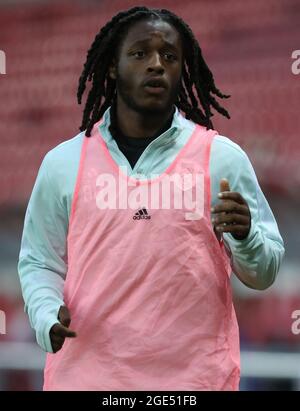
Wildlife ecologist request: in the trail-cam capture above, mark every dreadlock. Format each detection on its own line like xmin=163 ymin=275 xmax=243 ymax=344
xmin=77 ymin=6 xmax=231 ymax=137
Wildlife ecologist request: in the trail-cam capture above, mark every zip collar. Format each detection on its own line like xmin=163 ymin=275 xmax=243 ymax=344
xmin=99 ymin=105 xmax=182 ymax=147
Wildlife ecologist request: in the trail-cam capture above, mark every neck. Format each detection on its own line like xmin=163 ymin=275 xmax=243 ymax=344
xmin=114 ymin=97 xmax=175 ymax=139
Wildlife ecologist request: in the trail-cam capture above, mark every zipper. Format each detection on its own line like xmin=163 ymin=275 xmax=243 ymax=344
xmin=132 ymin=128 xmax=177 ymax=175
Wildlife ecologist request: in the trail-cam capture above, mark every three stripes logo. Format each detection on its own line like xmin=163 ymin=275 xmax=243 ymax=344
xmin=133 ymin=207 xmax=151 ymax=220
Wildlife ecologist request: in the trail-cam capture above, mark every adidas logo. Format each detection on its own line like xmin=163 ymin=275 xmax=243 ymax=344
xmin=133 ymin=207 xmax=151 ymax=220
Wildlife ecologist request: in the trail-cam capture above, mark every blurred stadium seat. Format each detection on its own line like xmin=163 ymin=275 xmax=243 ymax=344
xmin=0 ymin=0 xmax=299 ymax=207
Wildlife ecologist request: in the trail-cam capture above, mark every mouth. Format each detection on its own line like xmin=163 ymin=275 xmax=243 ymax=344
xmin=144 ymin=85 xmax=166 ymax=95
xmin=143 ymin=77 xmax=168 ymax=95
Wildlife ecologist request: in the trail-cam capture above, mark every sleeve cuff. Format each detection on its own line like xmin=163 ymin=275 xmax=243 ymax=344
xmin=36 ymin=304 xmax=62 ymax=353
xmin=223 ymin=220 xmax=263 ymax=252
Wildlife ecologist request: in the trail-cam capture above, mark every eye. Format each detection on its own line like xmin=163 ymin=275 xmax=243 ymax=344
xmin=133 ymin=51 xmax=145 ymax=58
xmin=164 ymin=53 xmax=177 ymax=61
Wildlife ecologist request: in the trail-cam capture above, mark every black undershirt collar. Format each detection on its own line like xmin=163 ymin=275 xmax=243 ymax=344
xmin=108 ymin=102 xmax=175 ymax=168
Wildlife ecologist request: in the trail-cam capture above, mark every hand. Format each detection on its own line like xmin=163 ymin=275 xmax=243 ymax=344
xmin=211 ymin=178 xmax=251 ymax=240
xmin=50 ymin=305 xmax=77 ymax=353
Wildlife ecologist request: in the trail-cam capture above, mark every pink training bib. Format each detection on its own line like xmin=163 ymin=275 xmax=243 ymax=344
xmin=43 ymin=120 xmax=240 ymax=391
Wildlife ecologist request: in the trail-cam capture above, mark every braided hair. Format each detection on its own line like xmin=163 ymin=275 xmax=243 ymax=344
xmin=77 ymin=6 xmax=230 ymax=137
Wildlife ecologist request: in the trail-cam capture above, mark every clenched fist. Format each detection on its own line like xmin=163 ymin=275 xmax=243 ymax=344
xmin=211 ymin=178 xmax=251 ymax=240
xmin=50 ymin=305 xmax=77 ymax=353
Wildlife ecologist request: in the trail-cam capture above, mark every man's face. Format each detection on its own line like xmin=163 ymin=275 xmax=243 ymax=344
xmin=109 ymin=18 xmax=183 ymax=115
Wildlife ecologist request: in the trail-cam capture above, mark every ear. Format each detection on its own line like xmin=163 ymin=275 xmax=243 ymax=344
xmin=108 ymin=58 xmax=117 ymax=80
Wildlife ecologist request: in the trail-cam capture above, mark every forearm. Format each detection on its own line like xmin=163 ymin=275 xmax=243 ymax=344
xmin=210 ymin=135 xmax=285 ymax=290
xmin=223 ymin=224 xmax=285 ymax=290
xmin=18 ymin=257 xmax=64 ymax=352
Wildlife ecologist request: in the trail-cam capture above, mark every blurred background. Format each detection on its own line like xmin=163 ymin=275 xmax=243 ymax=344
xmin=0 ymin=0 xmax=299 ymax=391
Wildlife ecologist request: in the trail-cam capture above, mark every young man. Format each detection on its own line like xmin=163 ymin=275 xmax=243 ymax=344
xmin=18 ymin=6 xmax=284 ymax=390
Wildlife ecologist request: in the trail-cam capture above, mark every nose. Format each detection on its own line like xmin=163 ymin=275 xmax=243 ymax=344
xmin=147 ymin=52 xmax=164 ymax=74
